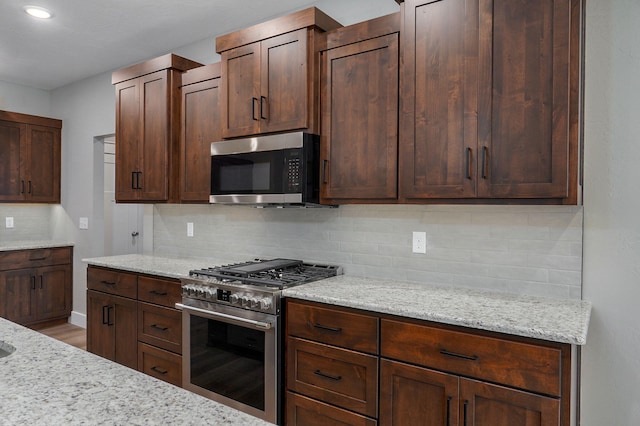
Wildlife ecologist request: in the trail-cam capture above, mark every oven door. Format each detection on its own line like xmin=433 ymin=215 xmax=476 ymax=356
xmin=177 ymin=301 xmax=280 ymax=424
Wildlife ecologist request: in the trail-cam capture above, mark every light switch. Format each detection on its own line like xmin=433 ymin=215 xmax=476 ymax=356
xmin=5 ymin=217 xmax=14 ymax=228
xmin=79 ymin=217 xmax=89 ymax=230
xmin=187 ymin=222 xmax=194 ymax=237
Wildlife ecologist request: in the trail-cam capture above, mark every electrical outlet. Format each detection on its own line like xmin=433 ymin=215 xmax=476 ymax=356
xmin=412 ymin=231 xmax=426 ymax=254
xmin=187 ymin=222 xmax=194 ymax=237
xmin=79 ymin=217 xmax=89 ymax=230
xmin=5 ymin=217 xmax=14 ymax=228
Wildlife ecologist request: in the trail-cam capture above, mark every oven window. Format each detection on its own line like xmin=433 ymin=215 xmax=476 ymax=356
xmin=189 ymin=315 xmax=265 ymax=410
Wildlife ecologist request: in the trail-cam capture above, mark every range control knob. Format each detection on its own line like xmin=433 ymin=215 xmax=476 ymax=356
xmin=258 ymin=298 xmax=272 ymax=310
xmin=249 ymin=298 xmax=259 ymax=308
xmin=240 ymin=296 xmax=250 ymax=307
xmin=229 ymin=294 xmax=239 ymax=304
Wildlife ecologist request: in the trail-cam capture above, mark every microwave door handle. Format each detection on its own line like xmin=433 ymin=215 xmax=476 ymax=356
xmin=175 ymin=303 xmax=273 ymax=331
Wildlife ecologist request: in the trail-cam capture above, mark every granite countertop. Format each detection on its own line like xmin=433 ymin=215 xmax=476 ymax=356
xmin=83 ymin=254 xmax=591 ymax=346
xmin=283 ymin=276 xmax=592 ymax=345
xmin=0 ymin=240 xmax=74 ymax=251
xmin=83 ymin=254 xmax=233 ymax=279
xmin=0 ymin=317 xmax=272 ymax=426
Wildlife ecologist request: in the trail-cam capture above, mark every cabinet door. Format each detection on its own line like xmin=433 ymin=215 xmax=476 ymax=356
xmin=321 ymin=33 xmax=399 ymax=202
xmin=379 ymin=359 xmax=459 ymax=426
xmin=221 ymin=43 xmax=261 ymax=138
xmin=477 ymin=0 xmax=570 ymax=198
xmin=400 ymin=0 xmax=479 ymax=199
xmin=460 ymin=378 xmax=560 ymax=426
xmin=26 ymin=125 xmax=61 ymax=202
xmin=181 ymin=76 xmax=222 ymax=202
xmin=0 ymin=120 xmax=26 ymax=201
xmin=139 ymin=70 xmax=170 ymax=201
xmin=36 ymin=265 xmax=71 ymax=321
xmin=2 ymin=269 xmax=36 ymax=324
xmin=260 ymin=29 xmax=308 ymax=134
xmin=115 ymin=78 xmax=141 ymax=202
xmin=86 ymin=290 xmax=137 ymax=369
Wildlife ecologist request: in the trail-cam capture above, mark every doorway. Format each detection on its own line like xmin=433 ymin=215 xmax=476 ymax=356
xmin=100 ymin=135 xmax=144 ymax=256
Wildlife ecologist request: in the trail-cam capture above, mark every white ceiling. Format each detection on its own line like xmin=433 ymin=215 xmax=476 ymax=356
xmin=0 ymin=0 xmax=399 ymax=91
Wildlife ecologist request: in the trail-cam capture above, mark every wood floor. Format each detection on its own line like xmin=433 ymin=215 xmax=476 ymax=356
xmin=38 ymin=323 xmax=87 ymax=350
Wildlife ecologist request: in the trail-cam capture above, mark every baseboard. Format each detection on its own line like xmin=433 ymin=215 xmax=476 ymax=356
xmin=69 ymin=311 xmax=87 ymax=329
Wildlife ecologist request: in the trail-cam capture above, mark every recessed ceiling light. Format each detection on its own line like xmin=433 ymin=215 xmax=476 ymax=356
xmin=24 ymin=5 xmax=54 ymax=19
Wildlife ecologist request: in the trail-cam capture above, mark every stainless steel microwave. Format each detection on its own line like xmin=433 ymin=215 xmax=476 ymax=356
xmin=210 ymin=132 xmax=325 ymax=207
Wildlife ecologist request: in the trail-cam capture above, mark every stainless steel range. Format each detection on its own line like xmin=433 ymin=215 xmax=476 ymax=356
xmin=177 ymin=258 xmax=341 ymax=425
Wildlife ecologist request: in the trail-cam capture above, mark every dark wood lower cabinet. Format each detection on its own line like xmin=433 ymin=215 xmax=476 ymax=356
xmin=286 ymin=299 xmax=570 ymax=426
xmin=379 ymin=359 xmax=459 ymax=426
xmin=86 ymin=266 xmax=182 ymax=385
xmin=287 ymin=392 xmax=377 ymax=426
xmin=379 ymin=359 xmax=560 ymax=426
xmin=0 ymin=247 xmax=72 ymax=327
xmin=87 ymin=289 xmax=138 ymax=369
xmin=460 ymin=378 xmax=560 ymax=426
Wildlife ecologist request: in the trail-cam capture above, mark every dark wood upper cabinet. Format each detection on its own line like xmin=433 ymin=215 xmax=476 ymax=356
xmin=0 ymin=111 xmax=61 ymax=203
xmin=319 ymin=13 xmax=400 ymax=204
xmin=112 ymin=54 xmax=202 ymax=203
xmin=180 ymin=63 xmax=222 ymax=203
xmin=216 ymin=7 xmax=342 ymax=139
xmin=399 ymin=0 xmax=580 ymax=204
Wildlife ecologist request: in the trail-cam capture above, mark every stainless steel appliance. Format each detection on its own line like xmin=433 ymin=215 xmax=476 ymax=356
xmin=178 ymin=258 xmax=341 ymax=424
xmin=209 ymin=132 xmax=327 ymax=207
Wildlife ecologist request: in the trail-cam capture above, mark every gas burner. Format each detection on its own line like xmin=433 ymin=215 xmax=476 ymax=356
xmin=189 ymin=258 xmax=341 ymax=290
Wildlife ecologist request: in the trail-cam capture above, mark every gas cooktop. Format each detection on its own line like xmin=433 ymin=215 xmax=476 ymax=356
xmin=188 ymin=258 xmax=342 ymax=289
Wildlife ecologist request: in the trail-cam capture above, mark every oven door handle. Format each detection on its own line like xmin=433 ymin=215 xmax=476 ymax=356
xmin=175 ymin=303 xmax=273 ymax=331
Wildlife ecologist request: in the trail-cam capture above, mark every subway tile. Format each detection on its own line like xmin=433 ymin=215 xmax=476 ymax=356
xmin=527 ymin=254 xmax=582 ymax=271
xmin=488 ymin=265 xmax=549 ymax=282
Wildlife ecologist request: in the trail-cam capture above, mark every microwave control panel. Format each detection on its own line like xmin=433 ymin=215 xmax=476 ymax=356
xmin=285 ymin=153 xmax=302 ymax=192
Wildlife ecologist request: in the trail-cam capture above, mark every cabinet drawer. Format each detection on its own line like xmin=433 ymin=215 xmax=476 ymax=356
xmin=137 ymin=275 xmax=181 ymax=308
xmin=287 ymin=300 xmax=378 ymax=354
xmin=138 ymin=302 xmax=182 ymax=354
xmin=287 ymin=392 xmax=377 ymax=426
xmin=0 ymin=247 xmax=72 ymax=270
xmin=87 ymin=267 xmax=137 ymax=299
xmin=381 ymin=319 xmax=563 ymax=396
xmin=287 ymin=337 xmax=378 ymax=417
xmin=138 ymin=342 xmax=182 ymax=387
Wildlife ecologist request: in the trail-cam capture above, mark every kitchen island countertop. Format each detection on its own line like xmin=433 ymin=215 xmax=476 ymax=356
xmin=0 ymin=317 xmax=272 ymax=426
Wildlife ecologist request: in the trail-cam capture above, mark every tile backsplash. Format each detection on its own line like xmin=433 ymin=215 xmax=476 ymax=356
xmin=154 ymin=204 xmax=583 ymax=300
xmin=0 ymin=205 xmax=54 ymax=241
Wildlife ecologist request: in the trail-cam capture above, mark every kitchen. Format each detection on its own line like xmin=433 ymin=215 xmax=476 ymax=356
xmin=0 ymin=0 xmax=637 ymax=425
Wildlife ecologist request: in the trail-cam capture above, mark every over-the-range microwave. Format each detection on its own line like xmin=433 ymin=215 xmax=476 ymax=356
xmin=210 ymin=132 xmax=331 ymax=207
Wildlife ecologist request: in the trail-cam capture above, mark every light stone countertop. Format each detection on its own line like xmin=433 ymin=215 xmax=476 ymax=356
xmin=283 ymin=276 xmax=592 ymax=345
xmin=0 ymin=317 xmax=273 ymax=426
xmin=83 ymin=254 xmax=234 ymax=279
xmin=0 ymin=240 xmax=74 ymax=251
xmin=83 ymin=254 xmax=591 ymax=346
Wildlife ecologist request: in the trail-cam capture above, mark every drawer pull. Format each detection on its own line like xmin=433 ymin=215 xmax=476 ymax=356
xmin=440 ymin=349 xmax=478 ymax=361
xmin=149 ymin=290 xmax=168 ymax=296
xmin=314 ymin=370 xmax=342 ymax=381
xmin=446 ymin=396 xmax=452 ymax=426
xmin=312 ymin=323 xmax=342 ymax=333
xmin=150 ymin=324 xmax=169 ymax=331
xmin=29 ymin=257 xmax=47 ymax=261
xmin=100 ymin=280 xmax=116 ymax=286
xmin=151 ymin=366 xmax=168 ymax=375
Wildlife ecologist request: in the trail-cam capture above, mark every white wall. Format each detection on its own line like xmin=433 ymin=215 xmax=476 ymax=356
xmin=50 ymin=72 xmax=116 ymax=317
xmin=581 ymin=0 xmax=640 ymax=423
xmin=0 ymin=80 xmax=51 ymax=116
